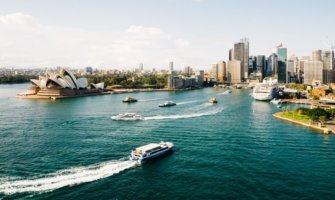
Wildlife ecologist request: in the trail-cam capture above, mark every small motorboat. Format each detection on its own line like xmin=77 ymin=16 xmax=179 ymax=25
xmin=158 ymin=101 xmax=177 ymax=107
xmin=122 ymin=97 xmax=138 ymax=103
xmin=111 ymin=113 xmax=144 ymax=121
xmin=208 ymin=97 xmax=218 ymax=103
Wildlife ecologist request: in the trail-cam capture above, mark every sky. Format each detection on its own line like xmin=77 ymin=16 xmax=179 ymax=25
xmin=0 ymin=0 xmax=335 ymax=70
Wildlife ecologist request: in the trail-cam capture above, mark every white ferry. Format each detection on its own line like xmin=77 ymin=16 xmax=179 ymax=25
xmin=251 ymin=78 xmax=278 ymax=101
xmin=111 ymin=113 xmax=144 ymax=121
xmin=130 ymin=142 xmax=174 ymax=164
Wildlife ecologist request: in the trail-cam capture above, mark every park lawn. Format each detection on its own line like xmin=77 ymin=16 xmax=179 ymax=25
xmin=279 ymin=111 xmax=311 ymax=124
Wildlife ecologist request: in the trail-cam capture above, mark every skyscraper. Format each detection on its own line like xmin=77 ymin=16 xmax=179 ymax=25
xmin=139 ymin=63 xmax=144 ymax=71
xmin=240 ymin=38 xmax=249 ymax=79
xmin=233 ymin=42 xmax=245 ymax=80
xmin=304 ymin=61 xmax=323 ymax=84
xmin=312 ymin=50 xmax=322 ymax=61
xmin=211 ymin=63 xmax=218 ymax=81
xmin=277 ymin=44 xmax=287 ymax=83
xmin=227 ymin=60 xmax=242 ymax=83
xmin=256 ymin=55 xmax=266 ymax=79
xmin=169 ymin=62 xmax=174 ymax=72
xmin=267 ymin=53 xmax=277 ymax=77
xmin=322 ymin=50 xmax=335 ymax=70
xmin=217 ymin=60 xmax=226 ymax=83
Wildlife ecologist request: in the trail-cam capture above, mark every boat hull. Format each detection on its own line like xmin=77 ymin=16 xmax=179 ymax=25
xmin=130 ymin=146 xmax=173 ymax=164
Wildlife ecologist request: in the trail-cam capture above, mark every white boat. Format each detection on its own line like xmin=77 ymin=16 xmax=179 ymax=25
xmin=159 ymin=101 xmax=176 ymax=107
xmin=270 ymin=98 xmax=281 ymax=105
xmin=130 ymin=142 xmax=174 ymax=164
xmin=111 ymin=113 xmax=144 ymax=121
xmin=251 ymin=79 xmax=278 ymax=101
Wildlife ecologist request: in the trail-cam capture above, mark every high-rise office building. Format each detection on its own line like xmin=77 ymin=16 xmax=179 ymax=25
xmin=139 ymin=63 xmax=144 ymax=71
xmin=240 ymin=38 xmax=249 ymax=79
xmin=312 ymin=50 xmax=322 ymax=61
xmin=227 ymin=60 xmax=242 ymax=83
xmin=256 ymin=55 xmax=266 ymax=79
xmin=322 ymin=50 xmax=335 ymax=70
xmin=169 ymin=62 xmax=174 ymax=72
xmin=184 ymin=66 xmax=193 ymax=75
xmin=304 ymin=61 xmax=323 ymax=84
xmin=233 ymin=42 xmax=245 ymax=80
xmin=217 ymin=61 xmax=226 ymax=83
xmin=195 ymin=70 xmax=204 ymax=86
xmin=267 ymin=53 xmax=277 ymax=77
xmin=277 ymin=45 xmax=287 ymax=83
xmin=211 ymin=63 xmax=218 ymax=81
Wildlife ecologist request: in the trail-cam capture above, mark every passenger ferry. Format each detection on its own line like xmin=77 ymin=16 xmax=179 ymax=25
xmin=130 ymin=142 xmax=174 ymax=164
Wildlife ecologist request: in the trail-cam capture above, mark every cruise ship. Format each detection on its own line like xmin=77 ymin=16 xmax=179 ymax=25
xmin=251 ymin=79 xmax=278 ymax=101
xmin=130 ymin=142 xmax=174 ymax=164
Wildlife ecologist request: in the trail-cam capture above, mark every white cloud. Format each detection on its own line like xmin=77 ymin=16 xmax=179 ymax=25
xmin=0 ymin=13 xmax=195 ymax=69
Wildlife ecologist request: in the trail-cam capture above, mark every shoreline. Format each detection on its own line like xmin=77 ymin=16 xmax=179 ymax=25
xmin=16 ymin=87 xmax=201 ymax=100
xmin=272 ymin=112 xmax=334 ymax=135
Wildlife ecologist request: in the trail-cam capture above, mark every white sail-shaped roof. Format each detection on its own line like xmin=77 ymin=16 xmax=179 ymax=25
xmin=77 ymin=78 xmax=88 ymax=89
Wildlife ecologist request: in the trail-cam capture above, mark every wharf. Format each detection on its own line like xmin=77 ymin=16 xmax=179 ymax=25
xmin=280 ymin=99 xmax=318 ymax=105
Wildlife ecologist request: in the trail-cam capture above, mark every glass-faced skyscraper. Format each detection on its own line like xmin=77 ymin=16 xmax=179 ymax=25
xmin=277 ymin=47 xmax=287 ymax=83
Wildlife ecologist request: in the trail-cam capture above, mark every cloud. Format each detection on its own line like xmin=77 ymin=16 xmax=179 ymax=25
xmin=0 ymin=13 xmax=193 ymax=69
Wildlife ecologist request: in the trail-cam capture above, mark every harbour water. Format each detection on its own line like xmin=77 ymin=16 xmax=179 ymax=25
xmin=1 ymin=83 xmax=335 ymax=199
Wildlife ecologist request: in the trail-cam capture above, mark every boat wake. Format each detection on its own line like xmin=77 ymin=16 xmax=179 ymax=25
xmin=144 ymin=107 xmax=224 ymax=120
xmin=219 ymin=91 xmax=230 ymax=95
xmin=0 ymin=159 xmax=137 ymax=195
xmin=138 ymin=97 xmax=167 ymax=102
xmin=176 ymin=100 xmax=199 ymax=105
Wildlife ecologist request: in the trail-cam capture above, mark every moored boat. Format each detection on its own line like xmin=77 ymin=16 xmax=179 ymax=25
xmin=130 ymin=142 xmax=174 ymax=164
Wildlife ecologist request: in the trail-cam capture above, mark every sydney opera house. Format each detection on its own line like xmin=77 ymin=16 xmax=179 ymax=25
xmin=17 ymin=69 xmax=105 ymax=99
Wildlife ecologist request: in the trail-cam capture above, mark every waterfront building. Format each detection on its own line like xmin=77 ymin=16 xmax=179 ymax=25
xmin=276 ymin=44 xmax=287 ymax=83
xmin=256 ymin=55 xmax=266 ymax=80
xmin=240 ymin=38 xmax=250 ymax=79
xmin=227 ymin=60 xmax=242 ymax=83
xmin=229 ymin=49 xmax=233 ymax=61
xmin=232 ymin=38 xmax=249 ymax=80
xmin=267 ymin=53 xmax=277 ymax=77
xmin=169 ymin=62 xmax=174 ymax=72
xmin=139 ymin=63 xmax=144 ymax=71
xmin=217 ymin=61 xmax=226 ymax=83
xmin=195 ymin=70 xmax=204 ymax=86
xmin=303 ymin=61 xmax=323 ymax=84
xmin=322 ymin=50 xmax=335 ymax=70
xmin=323 ymin=69 xmax=335 ymax=84
xmin=287 ymin=55 xmax=299 ymax=83
xmin=312 ymin=50 xmax=322 ymax=61
xmin=17 ymin=68 xmax=104 ymax=99
xmin=184 ymin=66 xmax=193 ymax=75
xmin=211 ymin=63 xmax=218 ymax=82
xmin=233 ymin=42 xmax=246 ymax=80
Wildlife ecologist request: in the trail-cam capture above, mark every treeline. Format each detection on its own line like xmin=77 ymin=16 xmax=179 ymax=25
xmin=294 ymin=107 xmax=334 ymax=121
xmin=0 ymin=75 xmax=37 ymax=84
xmin=86 ymin=74 xmax=168 ymax=88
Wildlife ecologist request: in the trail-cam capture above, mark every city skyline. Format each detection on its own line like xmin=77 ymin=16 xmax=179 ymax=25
xmin=1 ymin=0 xmax=335 ymax=69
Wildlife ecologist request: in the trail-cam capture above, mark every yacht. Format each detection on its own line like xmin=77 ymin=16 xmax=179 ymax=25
xmin=158 ymin=101 xmax=176 ymax=107
xmin=122 ymin=97 xmax=138 ymax=103
xmin=111 ymin=113 xmax=144 ymax=121
xmin=208 ymin=97 xmax=218 ymax=103
xmin=251 ymin=79 xmax=278 ymax=101
xmin=130 ymin=142 xmax=174 ymax=164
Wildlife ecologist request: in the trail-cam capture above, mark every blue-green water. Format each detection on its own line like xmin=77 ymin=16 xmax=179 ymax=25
xmin=1 ymin=84 xmax=335 ymax=199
